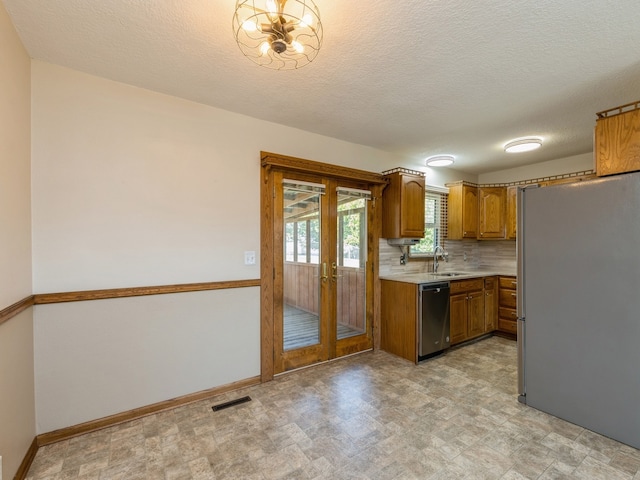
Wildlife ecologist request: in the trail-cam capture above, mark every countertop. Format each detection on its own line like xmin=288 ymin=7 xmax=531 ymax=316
xmin=379 ymin=270 xmax=516 ymax=285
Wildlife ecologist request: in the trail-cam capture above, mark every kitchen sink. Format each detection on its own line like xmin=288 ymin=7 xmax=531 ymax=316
xmin=432 ymin=272 xmax=467 ymax=277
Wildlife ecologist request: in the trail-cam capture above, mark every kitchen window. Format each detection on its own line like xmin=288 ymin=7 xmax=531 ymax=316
xmin=410 ymin=190 xmax=448 ymax=257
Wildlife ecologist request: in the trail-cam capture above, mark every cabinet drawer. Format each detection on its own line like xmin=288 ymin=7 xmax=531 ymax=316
xmin=499 ymin=307 xmax=518 ymax=321
xmin=499 ymin=289 xmax=517 ymax=308
xmin=450 ymin=278 xmax=484 ymax=294
xmin=498 ymin=318 xmax=518 ymax=334
xmin=499 ymin=276 xmax=517 ymax=289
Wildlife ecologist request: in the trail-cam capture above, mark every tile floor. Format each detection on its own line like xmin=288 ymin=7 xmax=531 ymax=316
xmin=26 ymin=337 xmax=640 ymax=479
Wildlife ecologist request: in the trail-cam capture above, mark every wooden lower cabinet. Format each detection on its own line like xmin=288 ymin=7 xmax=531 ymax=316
xmin=382 ymin=275 xmax=504 ymax=358
xmin=498 ymin=276 xmax=518 ymax=335
xmin=449 ymin=292 xmax=468 ymax=344
xmin=380 ymin=279 xmax=418 ymax=363
xmin=484 ymin=276 xmax=498 ymax=331
xmin=449 ymin=278 xmax=485 ymax=345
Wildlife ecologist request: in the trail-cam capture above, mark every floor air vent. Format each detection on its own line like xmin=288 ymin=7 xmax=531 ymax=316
xmin=211 ymin=395 xmax=251 ymax=412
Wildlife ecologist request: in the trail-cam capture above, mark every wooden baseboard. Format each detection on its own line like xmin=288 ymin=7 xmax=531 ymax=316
xmin=13 ymin=437 xmax=38 ymax=480
xmin=36 ymin=375 xmax=261 ymax=447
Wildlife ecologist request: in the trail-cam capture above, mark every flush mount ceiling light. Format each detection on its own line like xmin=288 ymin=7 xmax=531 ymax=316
xmin=504 ymin=137 xmax=543 ymax=153
xmin=232 ymin=0 xmax=323 ymax=70
xmin=426 ymin=155 xmax=455 ymax=167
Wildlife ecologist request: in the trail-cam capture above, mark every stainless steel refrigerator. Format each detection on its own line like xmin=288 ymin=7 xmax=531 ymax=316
xmin=517 ymin=172 xmax=640 ymax=450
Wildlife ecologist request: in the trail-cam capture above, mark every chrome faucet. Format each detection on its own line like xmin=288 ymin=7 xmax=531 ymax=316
xmin=433 ymin=245 xmax=449 ymax=273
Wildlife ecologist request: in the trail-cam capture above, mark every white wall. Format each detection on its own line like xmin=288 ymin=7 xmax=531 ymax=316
xmin=0 ymin=4 xmax=31 ymax=306
xmin=30 ymin=62 xmax=412 ymax=433
xmin=478 ymin=152 xmax=594 ymax=184
xmin=34 ymin=288 xmax=259 ymax=433
xmin=0 ymin=310 xmax=34 ymax=476
xmin=31 ymin=62 xmax=409 ymax=293
xmin=0 ymin=3 xmax=34 ymax=479
xmin=425 ymin=165 xmax=478 ymax=188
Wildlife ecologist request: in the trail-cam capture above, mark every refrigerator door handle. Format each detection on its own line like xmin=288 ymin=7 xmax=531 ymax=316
xmin=516 ymin=185 xmax=538 ymax=403
xmin=516 ymin=185 xmax=534 ymax=321
xmin=517 ymin=317 xmax=526 ymax=403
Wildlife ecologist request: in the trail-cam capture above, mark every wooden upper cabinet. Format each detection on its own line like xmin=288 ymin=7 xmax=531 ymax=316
xmin=595 ymin=102 xmax=640 ymax=176
xmin=506 ymin=186 xmax=517 ymax=240
xmin=478 ymin=187 xmax=506 ymax=239
xmin=382 ymin=170 xmax=425 ymax=238
xmin=447 ymin=183 xmax=478 ymax=239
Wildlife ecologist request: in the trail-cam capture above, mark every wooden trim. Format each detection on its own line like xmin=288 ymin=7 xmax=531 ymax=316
xmin=14 ymin=437 xmax=39 ymax=480
xmin=33 ymin=279 xmax=260 ymax=305
xmin=260 ymin=160 xmax=275 ymax=382
xmin=37 ymin=375 xmax=261 ymax=447
xmin=596 ymin=100 xmax=640 ymax=118
xmin=370 ymin=184 xmax=384 ymax=351
xmin=0 ymin=295 xmax=34 ymax=326
xmin=445 ymin=170 xmax=597 ymax=189
xmin=261 ymin=151 xmax=388 ymax=185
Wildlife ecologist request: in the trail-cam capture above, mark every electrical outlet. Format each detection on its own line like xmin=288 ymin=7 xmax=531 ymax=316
xmin=244 ymin=251 xmax=256 ymax=265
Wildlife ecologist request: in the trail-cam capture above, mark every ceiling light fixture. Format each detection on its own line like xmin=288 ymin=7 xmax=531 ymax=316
xmin=232 ymin=0 xmax=323 ymax=70
xmin=504 ymin=137 xmax=542 ymax=153
xmin=426 ymin=155 xmax=455 ymax=167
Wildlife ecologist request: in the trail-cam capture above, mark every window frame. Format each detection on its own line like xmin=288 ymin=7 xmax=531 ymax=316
xmin=409 ymin=189 xmax=447 ymax=258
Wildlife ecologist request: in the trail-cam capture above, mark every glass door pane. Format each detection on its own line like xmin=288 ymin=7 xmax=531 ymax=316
xmin=336 ymin=192 xmax=367 ymax=340
xmin=283 ymin=184 xmax=322 ymax=350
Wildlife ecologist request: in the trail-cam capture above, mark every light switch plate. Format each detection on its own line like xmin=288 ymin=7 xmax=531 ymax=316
xmin=244 ymin=251 xmax=256 ymax=265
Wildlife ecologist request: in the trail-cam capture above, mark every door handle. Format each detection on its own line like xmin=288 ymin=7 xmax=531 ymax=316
xmin=321 ymin=262 xmax=328 ymax=282
xmin=331 ymin=262 xmax=343 ymax=282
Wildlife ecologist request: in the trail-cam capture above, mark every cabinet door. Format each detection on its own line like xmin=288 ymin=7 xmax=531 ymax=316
xmin=381 ymin=280 xmax=418 ymax=363
xmin=449 ymin=292 xmax=468 ymax=345
xmin=484 ymin=277 xmax=497 ymax=332
xmin=595 ymin=107 xmax=640 ymax=176
xmin=467 ymin=289 xmax=485 ymax=338
xmin=506 ymin=186 xmax=517 ymax=240
xmin=382 ymin=171 xmax=425 ymax=238
xmin=400 ymin=174 xmax=426 ymax=237
xmin=479 ymin=187 xmax=506 ymax=239
xmin=447 ymin=183 xmax=477 ymax=240
xmin=462 ymin=185 xmax=478 ymax=238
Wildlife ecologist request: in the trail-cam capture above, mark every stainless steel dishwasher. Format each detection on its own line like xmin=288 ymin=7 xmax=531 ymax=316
xmin=418 ymin=282 xmax=450 ymax=361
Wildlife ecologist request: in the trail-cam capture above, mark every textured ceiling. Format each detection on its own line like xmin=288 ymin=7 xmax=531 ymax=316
xmin=4 ymin=0 xmax=640 ymax=174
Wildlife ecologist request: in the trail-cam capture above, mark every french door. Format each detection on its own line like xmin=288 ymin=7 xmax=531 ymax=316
xmin=274 ymin=171 xmax=371 ymax=372
xmin=261 ymin=153 xmax=387 ymax=378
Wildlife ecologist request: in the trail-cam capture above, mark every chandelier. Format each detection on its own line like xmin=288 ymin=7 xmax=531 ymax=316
xmin=232 ymin=0 xmax=323 ymax=70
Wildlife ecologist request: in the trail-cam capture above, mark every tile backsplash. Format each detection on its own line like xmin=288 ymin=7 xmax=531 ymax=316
xmin=379 ymin=238 xmax=516 ymax=276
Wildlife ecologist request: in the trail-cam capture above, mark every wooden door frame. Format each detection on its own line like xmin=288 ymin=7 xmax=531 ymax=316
xmin=260 ymin=152 xmax=387 ymax=382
